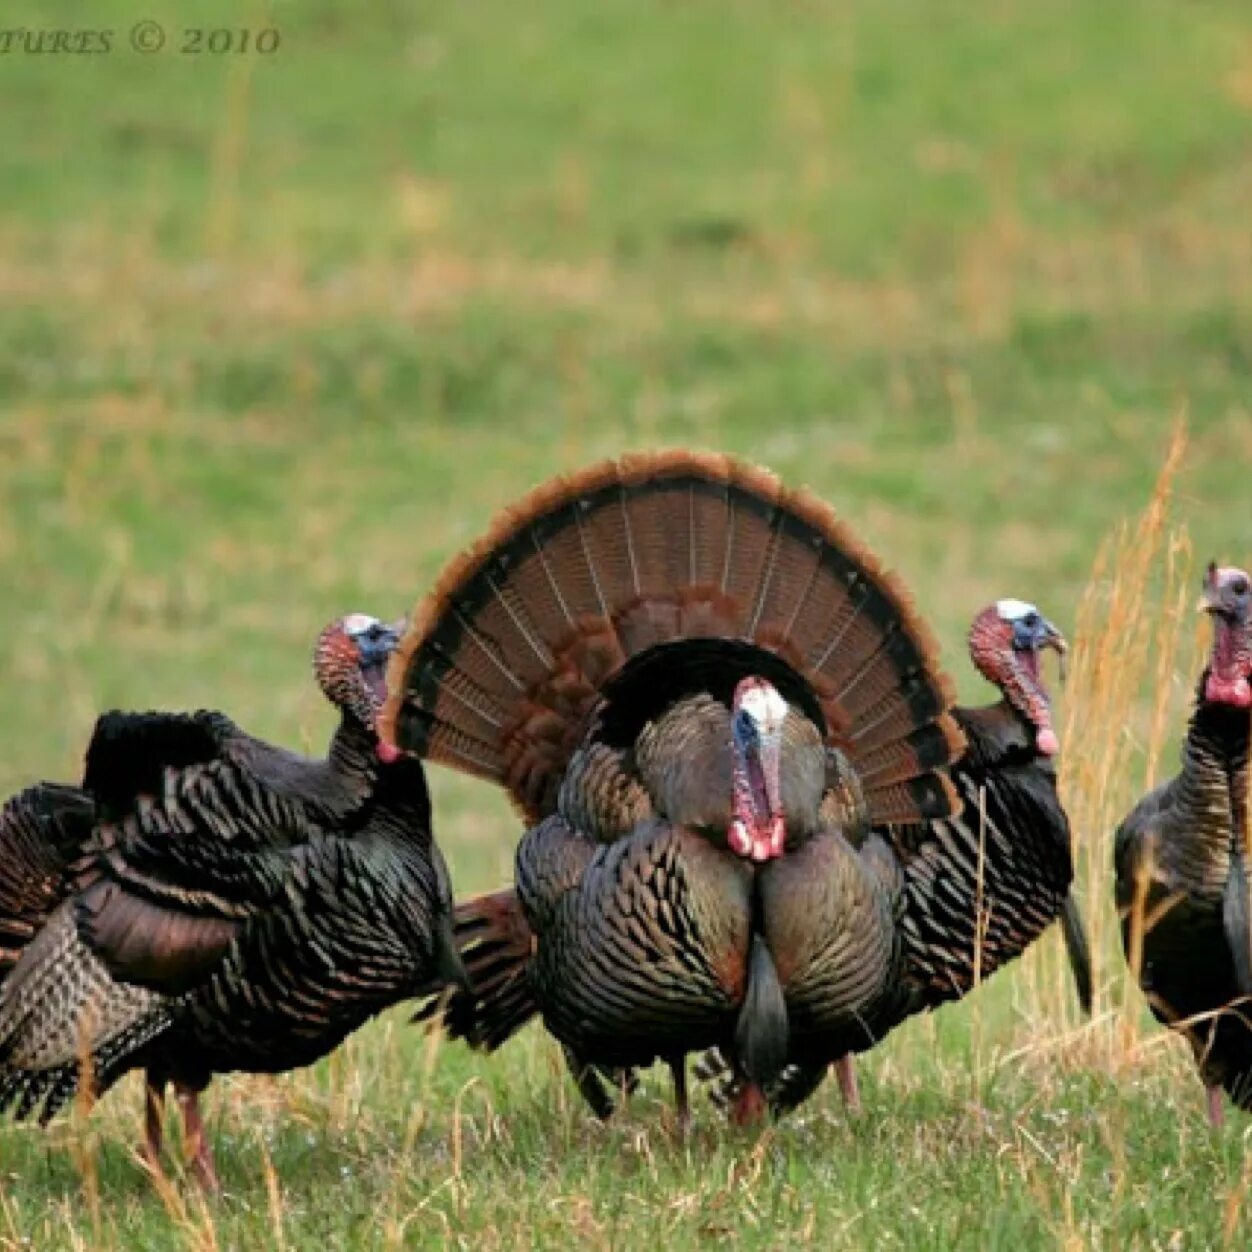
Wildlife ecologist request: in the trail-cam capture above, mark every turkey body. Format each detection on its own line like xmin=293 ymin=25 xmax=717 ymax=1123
xmin=514 ymin=686 xmax=904 ymax=1108
xmin=0 ymin=615 xmax=462 ymax=1180
xmin=0 ymin=709 xmax=457 ymax=1120
xmin=1115 ymin=565 xmax=1252 ymax=1124
xmin=893 ymin=699 xmax=1080 ymax=1016
xmin=151 ymin=729 xmax=457 ymax=1084
xmin=1115 ymin=698 xmax=1252 ymax=1110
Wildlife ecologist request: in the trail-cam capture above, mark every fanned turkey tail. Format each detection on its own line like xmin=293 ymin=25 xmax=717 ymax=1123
xmin=1059 ymin=891 xmax=1094 ymax=1016
xmin=382 ymin=449 xmax=965 ymax=829
xmin=413 ymin=888 xmax=538 ymax=1051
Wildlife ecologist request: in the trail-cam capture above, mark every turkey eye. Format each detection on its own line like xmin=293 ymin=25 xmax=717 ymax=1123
xmin=1023 ymin=613 xmax=1040 ymax=628
xmin=1233 ymin=579 xmax=1249 ymax=597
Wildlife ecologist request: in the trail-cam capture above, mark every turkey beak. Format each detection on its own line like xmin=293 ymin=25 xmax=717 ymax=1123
xmin=369 ymin=622 xmax=405 ymax=663
xmin=1199 ymin=562 xmax=1227 ymax=616
xmin=1198 ymin=589 xmax=1222 ymax=616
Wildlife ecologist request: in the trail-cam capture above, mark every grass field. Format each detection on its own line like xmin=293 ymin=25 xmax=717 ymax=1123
xmin=3 ymin=0 xmax=1252 ymax=1246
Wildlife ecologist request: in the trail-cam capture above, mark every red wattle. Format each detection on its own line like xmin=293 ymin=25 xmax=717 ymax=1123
xmin=1206 ymin=673 xmax=1252 ymax=708
xmin=767 ymin=816 xmax=786 ymax=859
xmin=376 ymin=741 xmax=402 ymax=764
xmin=1035 ymin=727 xmax=1060 ymax=756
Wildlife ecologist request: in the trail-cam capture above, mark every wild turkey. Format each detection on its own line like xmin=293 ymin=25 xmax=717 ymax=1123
xmin=386 ymin=450 xmax=968 ymax=1122
xmin=0 ymin=614 xmax=463 ymax=1188
xmin=893 ymin=599 xmax=1088 ymax=1015
xmin=1115 ymin=563 xmax=1252 ymax=1126
xmin=730 ymin=597 xmax=1090 ymax=1114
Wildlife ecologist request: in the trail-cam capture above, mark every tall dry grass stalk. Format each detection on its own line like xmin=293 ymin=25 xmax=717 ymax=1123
xmin=1022 ymin=422 xmax=1200 ymax=1068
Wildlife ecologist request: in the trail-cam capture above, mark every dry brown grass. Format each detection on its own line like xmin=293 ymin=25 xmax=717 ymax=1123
xmin=1042 ymin=422 xmax=1203 ymax=1074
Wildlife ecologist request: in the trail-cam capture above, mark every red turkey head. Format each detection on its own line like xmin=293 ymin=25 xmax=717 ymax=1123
xmin=314 ymin=614 xmax=406 ymax=757
xmin=1199 ymin=564 xmax=1252 ymax=709
xmin=968 ymin=600 xmax=1068 ymax=756
xmin=728 ymin=676 xmax=788 ymax=863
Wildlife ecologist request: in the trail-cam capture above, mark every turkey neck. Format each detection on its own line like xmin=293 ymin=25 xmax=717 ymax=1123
xmin=1172 ymin=693 xmax=1252 ymax=863
xmin=632 ymin=695 xmax=826 ymax=838
xmin=956 ymin=700 xmax=1043 ymax=773
xmin=325 ymin=713 xmax=388 ymax=808
xmin=326 ymin=711 xmax=437 ymax=850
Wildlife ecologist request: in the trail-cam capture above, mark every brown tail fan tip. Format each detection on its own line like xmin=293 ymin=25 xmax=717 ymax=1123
xmin=381 ymin=449 xmax=966 ymax=826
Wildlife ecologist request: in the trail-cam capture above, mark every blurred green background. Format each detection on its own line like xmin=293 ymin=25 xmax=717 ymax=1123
xmin=2 ymin=1 xmax=1252 ymax=1246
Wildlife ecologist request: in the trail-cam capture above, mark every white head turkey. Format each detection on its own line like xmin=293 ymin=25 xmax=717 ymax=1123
xmin=386 ymin=450 xmax=968 ymax=1123
xmin=0 ymin=613 xmax=461 ymax=1188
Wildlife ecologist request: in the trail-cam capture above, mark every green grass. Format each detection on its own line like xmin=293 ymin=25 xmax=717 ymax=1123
xmin=2 ymin=0 xmax=1252 ymax=1246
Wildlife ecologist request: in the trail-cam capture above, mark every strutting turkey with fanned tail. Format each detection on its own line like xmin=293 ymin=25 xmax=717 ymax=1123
xmin=0 ymin=615 xmax=463 ymax=1188
xmin=1116 ymin=563 xmax=1252 ymax=1127
xmin=386 ymin=450 xmax=968 ymax=1123
xmin=706 ymin=597 xmax=1093 ymax=1114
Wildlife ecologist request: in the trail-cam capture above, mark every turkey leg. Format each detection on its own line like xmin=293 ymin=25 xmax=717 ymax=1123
xmin=176 ymin=1081 xmax=220 ymax=1192
xmin=669 ymin=1056 xmax=691 ymax=1135
xmin=141 ymin=1075 xmax=166 ymax=1169
xmin=833 ymin=1055 xmax=861 ymax=1114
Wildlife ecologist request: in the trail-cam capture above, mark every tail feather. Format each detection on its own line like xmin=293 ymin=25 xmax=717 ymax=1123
xmin=854 ymin=723 xmax=964 ymax=787
xmin=0 ymin=1010 xmax=167 ymax=1127
xmin=1058 ymin=891 xmax=1094 ymax=1017
xmin=0 ymin=784 xmax=94 ymax=979
xmin=413 ymin=888 xmax=538 ymax=1052
xmin=383 ymin=451 xmax=964 ymax=828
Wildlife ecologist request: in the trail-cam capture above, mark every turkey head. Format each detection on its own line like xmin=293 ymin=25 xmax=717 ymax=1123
xmin=610 ymin=641 xmax=829 ymax=860
xmin=1200 ymin=564 xmax=1252 ymax=709
xmin=968 ymin=600 xmax=1067 ymax=757
xmin=313 ymin=614 xmax=405 ymax=751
